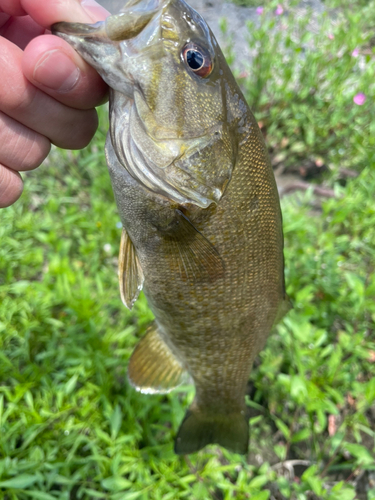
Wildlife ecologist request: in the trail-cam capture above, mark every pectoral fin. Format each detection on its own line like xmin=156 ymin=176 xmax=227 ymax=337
xmin=128 ymin=323 xmax=187 ymax=394
xmin=162 ymin=210 xmax=224 ymax=282
xmin=118 ymin=228 xmax=144 ymax=310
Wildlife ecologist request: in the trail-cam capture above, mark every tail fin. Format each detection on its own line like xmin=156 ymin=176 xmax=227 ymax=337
xmin=174 ymin=405 xmax=249 ymax=455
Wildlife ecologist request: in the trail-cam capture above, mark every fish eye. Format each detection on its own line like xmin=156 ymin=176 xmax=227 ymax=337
xmin=186 ymin=50 xmax=204 ymax=70
xmin=182 ymin=43 xmax=213 ymax=78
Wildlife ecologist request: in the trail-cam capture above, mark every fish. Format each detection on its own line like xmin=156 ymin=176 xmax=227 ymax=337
xmin=52 ymin=0 xmax=290 ymax=455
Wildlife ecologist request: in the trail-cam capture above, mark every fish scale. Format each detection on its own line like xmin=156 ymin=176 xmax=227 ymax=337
xmin=53 ymin=0 xmax=289 ymax=455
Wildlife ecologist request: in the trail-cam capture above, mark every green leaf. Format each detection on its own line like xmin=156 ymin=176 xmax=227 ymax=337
xmin=365 ymin=378 xmax=375 ymax=404
xmin=83 ymin=488 xmax=106 ymax=500
xmin=344 ymin=272 xmax=365 ymax=298
xmin=291 ymin=428 xmax=311 ymax=443
xmin=81 ymin=489 xmax=107 ymax=499
xmin=291 ymin=375 xmax=308 ymax=400
xmin=301 ymin=465 xmax=319 ymax=480
xmin=274 ymin=418 xmax=290 ymax=439
xmin=116 ymin=492 xmax=143 ymax=500
xmin=250 ymin=491 xmax=270 ymax=500
xmin=101 ymin=477 xmax=133 ymax=492
xmin=306 ymin=475 xmax=323 ymax=495
xmin=192 ymin=481 xmax=209 ymax=499
xmin=9 ymin=280 xmax=31 ymax=294
xmin=110 ymin=405 xmax=123 ymax=440
xmin=274 ymin=444 xmax=287 ymax=461
xmin=0 ymin=394 xmax=3 ymax=426
xmin=64 ymin=374 xmax=78 ymax=395
xmin=248 ymin=475 xmax=269 ymax=489
xmin=329 ymin=481 xmax=356 ymax=500
xmin=344 ymin=443 xmax=374 ymax=465
xmin=290 ymin=141 xmax=307 ymax=153
xmin=0 ymin=475 xmax=38 ymax=489
xmin=25 ymin=492 xmax=58 ymax=500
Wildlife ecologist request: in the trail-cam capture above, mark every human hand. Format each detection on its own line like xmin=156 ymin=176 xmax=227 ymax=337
xmin=0 ymin=0 xmax=110 ymax=208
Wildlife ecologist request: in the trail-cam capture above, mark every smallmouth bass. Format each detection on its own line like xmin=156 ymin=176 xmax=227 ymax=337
xmin=53 ymin=0 xmax=289 ymax=455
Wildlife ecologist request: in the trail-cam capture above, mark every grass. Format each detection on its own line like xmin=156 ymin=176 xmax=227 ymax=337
xmin=0 ymin=1 xmax=374 ymax=499
xmin=230 ymin=0 xmax=371 ymax=10
xmin=224 ymin=0 xmax=375 ymax=178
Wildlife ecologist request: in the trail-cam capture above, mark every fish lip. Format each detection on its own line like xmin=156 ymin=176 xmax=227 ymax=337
xmin=52 ymin=1 xmax=165 ymax=42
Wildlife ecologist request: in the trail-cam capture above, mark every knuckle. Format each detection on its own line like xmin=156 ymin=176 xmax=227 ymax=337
xmin=0 ymin=165 xmax=23 ymax=208
xmin=0 ymin=113 xmax=51 ymax=171
xmin=15 ymin=132 xmax=51 ymax=171
xmin=57 ymin=109 xmax=98 ymax=149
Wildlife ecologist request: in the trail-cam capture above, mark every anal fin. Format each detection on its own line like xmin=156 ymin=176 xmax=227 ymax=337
xmin=118 ymin=228 xmax=144 ymax=310
xmin=128 ymin=323 xmax=186 ymax=394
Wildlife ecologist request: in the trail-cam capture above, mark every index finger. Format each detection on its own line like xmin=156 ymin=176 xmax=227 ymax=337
xmin=0 ymin=0 xmax=26 ymax=17
xmin=20 ymin=0 xmax=110 ymax=110
xmin=20 ymin=0 xmax=110 ymax=27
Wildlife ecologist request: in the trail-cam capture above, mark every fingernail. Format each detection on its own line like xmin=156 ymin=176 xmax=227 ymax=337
xmin=80 ymin=0 xmax=110 ymax=19
xmin=33 ymin=50 xmax=80 ymax=92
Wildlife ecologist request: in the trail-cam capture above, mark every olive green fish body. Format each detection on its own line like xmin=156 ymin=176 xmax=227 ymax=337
xmin=53 ymin=0 xmax=288 ymax=455
xmin=106 ymin=94 xmax=284 ymax=453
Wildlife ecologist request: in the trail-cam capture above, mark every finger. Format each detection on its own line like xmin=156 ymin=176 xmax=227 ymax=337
xmin=20 ymin=0 xmax=110 ymax=27
xmin=0 ymin=15 xmax=45 ymax=50
xmin=0 ymin=36 xmax=98 ymax=150
xmin=0 ymin=13 xmax=10 ymax=29
xmin=23 ymin=35 xmax=108 ymax=109
xmin=0 ymin=165 xmax=23 ymax=208
xmin=0 ymin=0 xmax=26 ymax=17
xmin=0 ymin=112 xmax=50 ymax=171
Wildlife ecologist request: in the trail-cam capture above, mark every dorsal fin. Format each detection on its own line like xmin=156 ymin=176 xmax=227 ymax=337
xmin=128 ymin=323 xmax=187 ymax=394
xmin=161 ymin=210 xmax=225 ymax=282
xmin=118 ymin=228 xmax=144 ymax=310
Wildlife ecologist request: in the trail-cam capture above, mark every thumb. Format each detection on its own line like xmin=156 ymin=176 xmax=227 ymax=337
xmin=20 ymin=0 xmax=110 ymax=28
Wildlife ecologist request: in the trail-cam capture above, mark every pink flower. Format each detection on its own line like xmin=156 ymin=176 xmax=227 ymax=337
xmin=353 ymin=93 xmax=366 ymax=105
xmin=256 ymin=6 xmax=264 ymax=14
xmin=351 ymin=48 xmax=359 ymax=57
xmin=275 ymin=4 xmax=283 ymax=15
xmin=328 ymin=33 xmax=334 ymax=40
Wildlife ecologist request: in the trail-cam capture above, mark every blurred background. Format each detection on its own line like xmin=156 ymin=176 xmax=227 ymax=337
xmin=97 ymin=0 xmax=126 ymax=13
xmin=0 ymin=0 xmax=374 ymax=499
